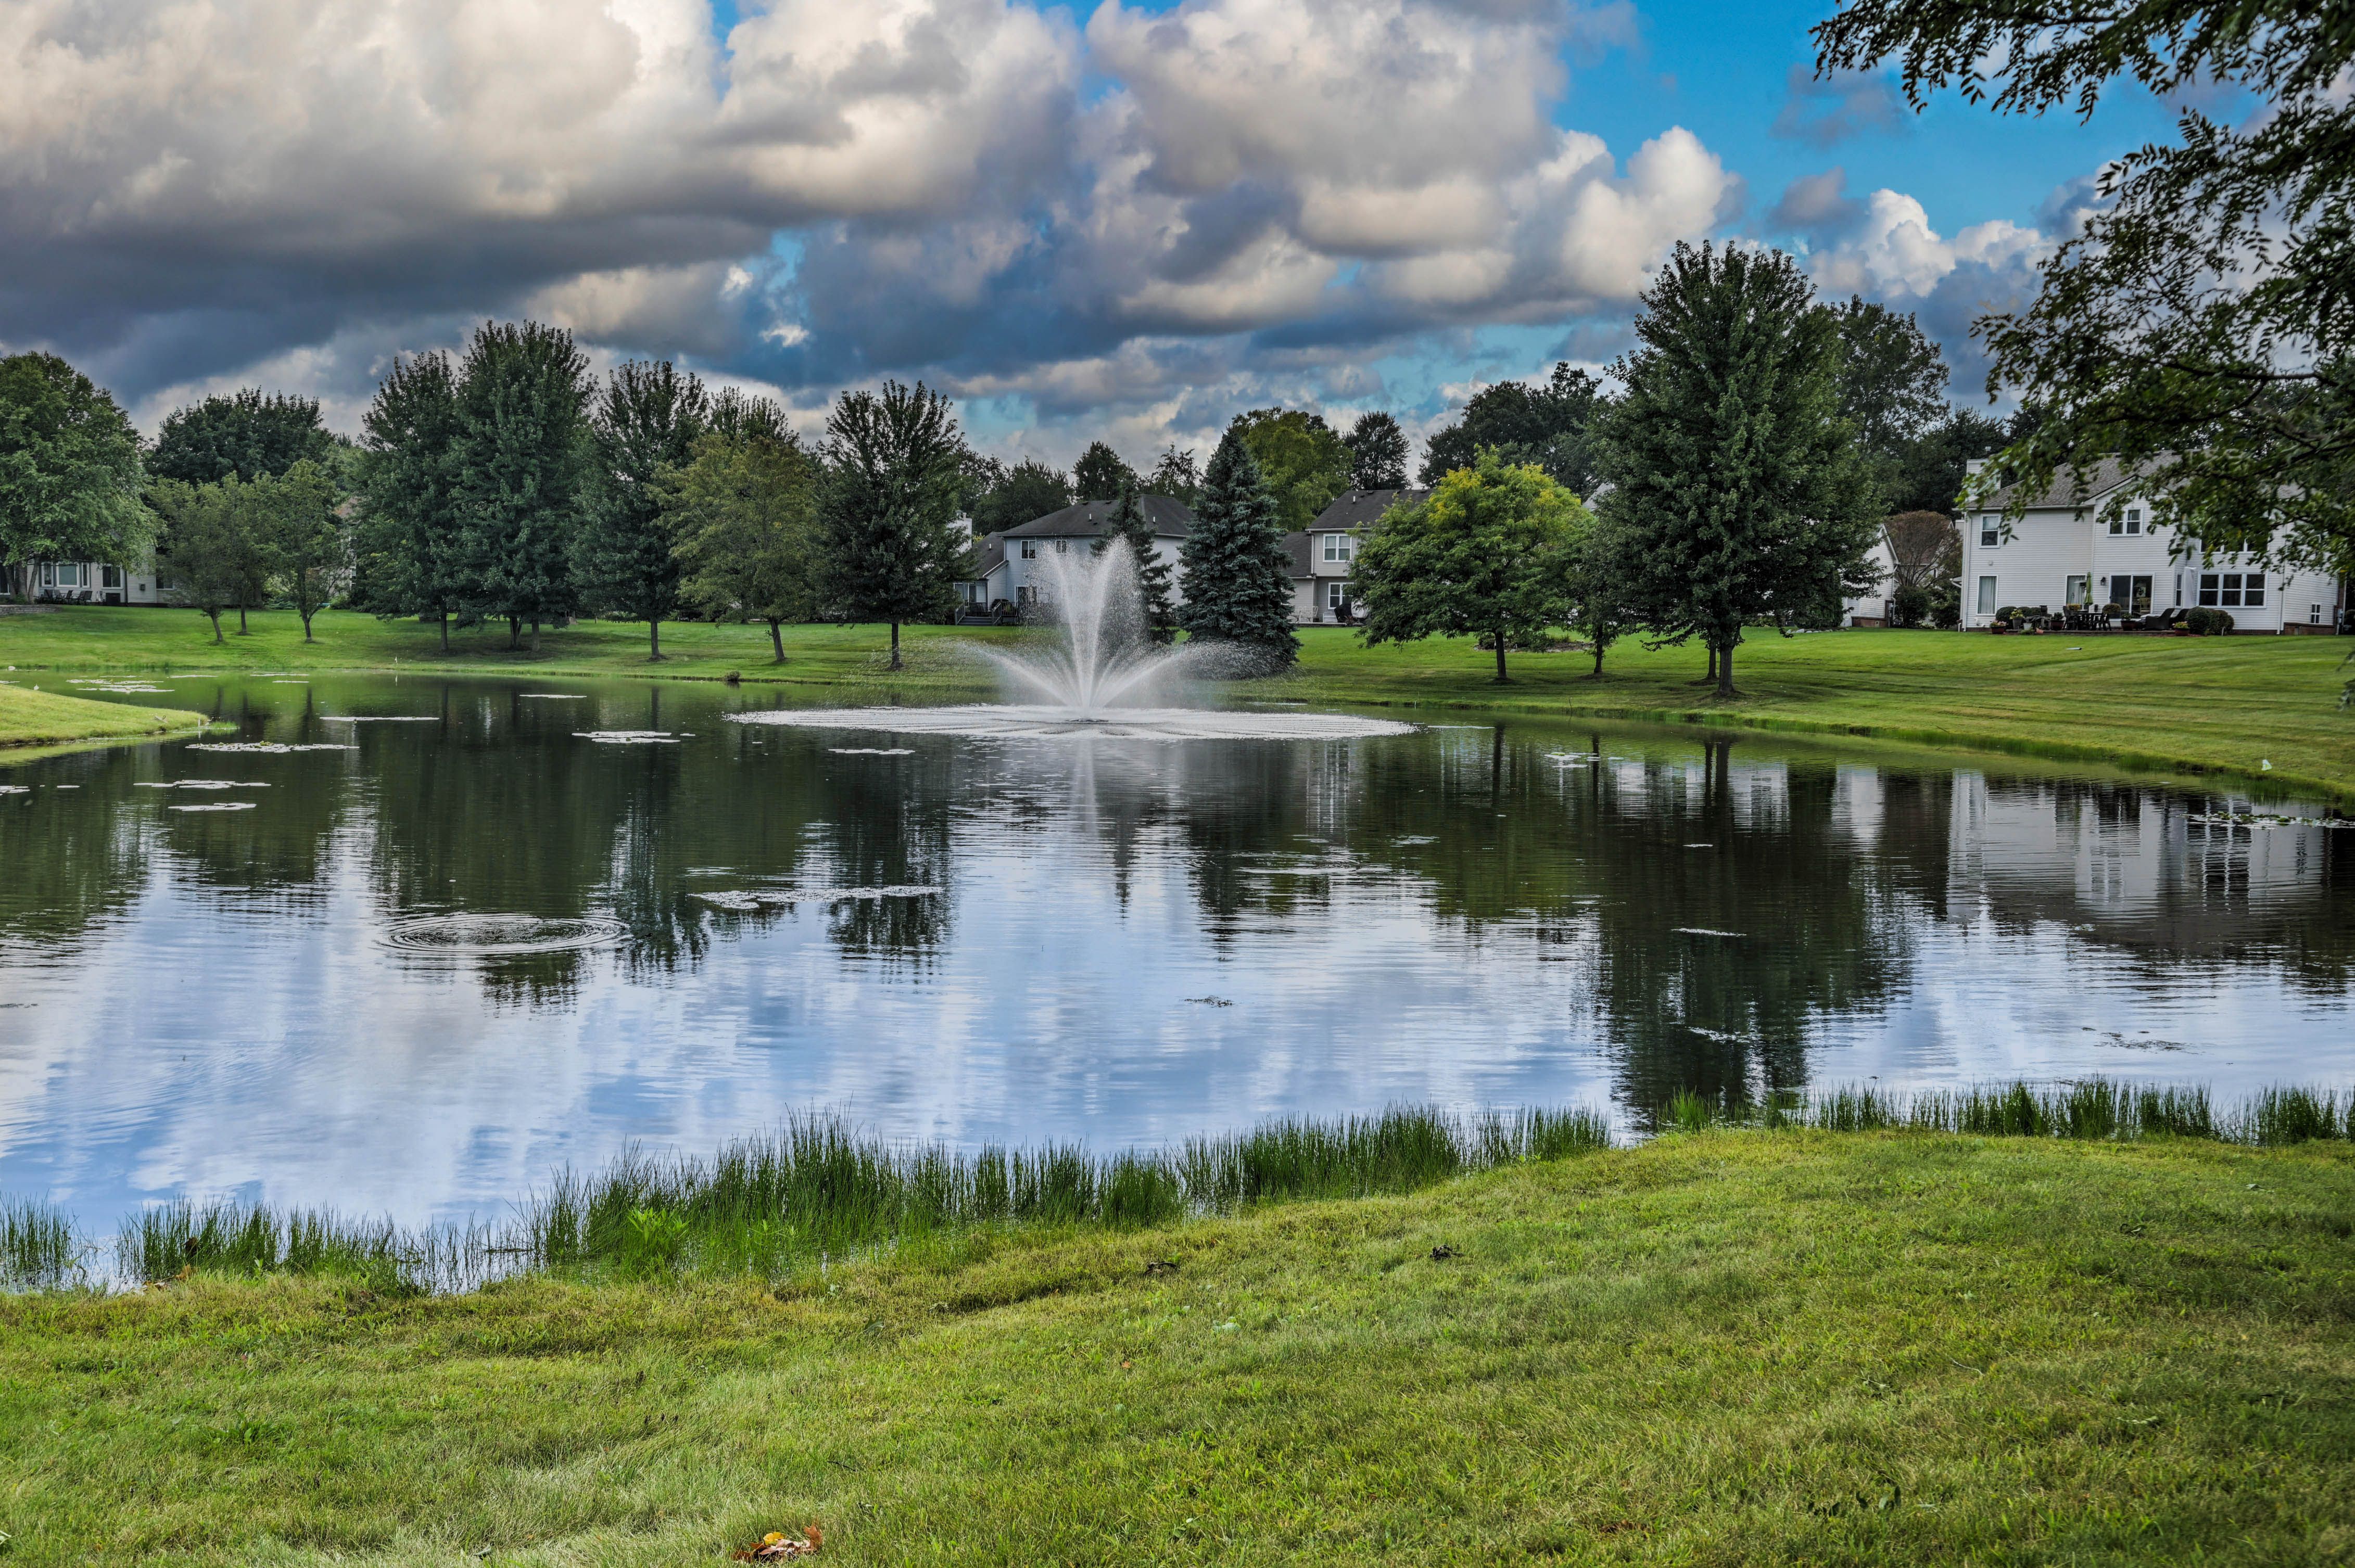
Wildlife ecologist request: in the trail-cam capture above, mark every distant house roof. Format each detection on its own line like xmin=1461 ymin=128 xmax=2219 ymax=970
xmin=1977 ymin=457 xmax=2142 ymax=513
xmin=1282 ymin=531 xmax=1314 ymax=580
xmin=1308 ymin=488 xmax=1429 ymax=531
xmin=963 ymin=532 xmax=1006 ymax=582
xmin=1002 ymin=495 xmax=1195 ymax=539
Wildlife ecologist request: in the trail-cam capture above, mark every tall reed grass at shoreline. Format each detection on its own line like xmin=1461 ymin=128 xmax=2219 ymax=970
xmin=4 ymin=1086 xmax=2345 ymax=1297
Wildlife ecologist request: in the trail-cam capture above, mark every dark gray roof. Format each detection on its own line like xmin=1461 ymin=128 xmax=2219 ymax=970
xmin=1282 ymin=531 xmax=1313 ymax=580
xmin=1308 ymin=488 xmax=1428 ymax=531
xmin=1977 ymin=457 xmax=2139 ymax=513
xmin=1002 ymin=495 xmax=1195 ymax=539
xmin=963 ymin=533 xmax=1005 ymax=581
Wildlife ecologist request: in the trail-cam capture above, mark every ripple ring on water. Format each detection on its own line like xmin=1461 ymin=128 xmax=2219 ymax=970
xmin=376 ymin=913 xmax=629 ymax=957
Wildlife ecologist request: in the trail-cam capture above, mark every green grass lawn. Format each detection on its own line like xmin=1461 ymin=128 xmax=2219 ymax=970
xmin=0 ymin=676 xmax=207 ymax=748
xmin=3 ymin=606 xmax=2352 ymax=796
xmin=1 ymin=1131 xmax=2348 ymax=1566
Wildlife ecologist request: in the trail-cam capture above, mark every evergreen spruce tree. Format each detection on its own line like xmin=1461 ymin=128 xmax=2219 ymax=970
xmin=1597 ymin=243 xmax=1880 ymax=698
xmin=359 ymin=352 xmax=465 ymax=651
xmin=1094 ymin=480 xmax=1178 ymax=644
xmin=1177 ymin=430 xmax=1298 ymax=668
xmin=821 ymin=379 xmax=970 ymax=670
xmin=450 ymin=322 xmax=591 ymax=653
xmin=574 ymin=359 xmax=710 ymax=659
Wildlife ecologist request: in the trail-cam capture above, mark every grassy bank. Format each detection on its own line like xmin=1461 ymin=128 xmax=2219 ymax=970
xmin=1 ymin=1127 xmax=2349 ymax=1566
xmin=0 ymin=677 xmax=206 ymax=748
xmin=3 ymin=606 xmax=2352 ymax=795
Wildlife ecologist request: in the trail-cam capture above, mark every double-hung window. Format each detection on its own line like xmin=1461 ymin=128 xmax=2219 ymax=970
xmin=1976 ymin=576 xmax=1997 ymax=615
xmin=2065 ymin=575 xmax=2090 ymax=607
xmin=1019 ymin=540 xmax=1037 ymax=559
xmin=1978 ymin=518 xmax=1999 ymax=548
xmin=2109 ymin=506 xmax=2145 ymax=537
xmin=1321 ymin=533 xmax=1352 ymax=564
xmin=2198 ymin=572 xmax=2265 ymax=608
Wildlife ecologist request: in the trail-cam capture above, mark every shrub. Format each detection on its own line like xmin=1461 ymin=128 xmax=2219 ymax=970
xmin=2185 ymin=607 xmax=2236 ymax=635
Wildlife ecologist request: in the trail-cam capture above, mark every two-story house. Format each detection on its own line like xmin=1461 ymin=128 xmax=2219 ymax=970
xmin=22 ymin=557 xmax=167 ymax=605
xmin=1960 ymin=458 xmax=2345 ymax=632
xmin=958 ymin=495 xmax=1195 ymax=612
xmin=1287 ymin=488 xmax=1427 ymax=624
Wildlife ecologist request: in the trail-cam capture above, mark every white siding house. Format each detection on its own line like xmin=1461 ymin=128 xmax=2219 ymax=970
xmin=27 ymin=557 xmax=167 ymax=605
xmin=958 ymin=496 xmax=1194 ymax=613
xmin=1960 ymin=458 xmax=2344 ymax=632
xmin=1285 ymin=487 xmax=1426 ymax=624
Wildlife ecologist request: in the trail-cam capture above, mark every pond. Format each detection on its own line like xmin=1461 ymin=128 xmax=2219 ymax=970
xmin=2 ymin=671 xmax=2351 ymax=1228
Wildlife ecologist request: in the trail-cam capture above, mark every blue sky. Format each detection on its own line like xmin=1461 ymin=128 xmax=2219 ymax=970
xmin=0 ymin=0 xmax=2176 ymax=464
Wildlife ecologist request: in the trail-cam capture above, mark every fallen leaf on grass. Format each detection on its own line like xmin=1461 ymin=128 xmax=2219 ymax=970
xmin=731 ymin=1524 xmax=822 ymax=1560
xmin=1429 ymin=1244 xmax=1462 ymax=1261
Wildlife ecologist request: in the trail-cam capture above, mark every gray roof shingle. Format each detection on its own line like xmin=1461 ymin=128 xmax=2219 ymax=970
xmin=1001 ymin=495 xmax=1196 ymax=539
xmin=1308 ymin=488 xmax=1429 ymax=531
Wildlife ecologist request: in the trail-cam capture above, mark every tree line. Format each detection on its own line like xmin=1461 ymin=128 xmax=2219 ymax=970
xmin=1351 ymin=243 xmax=1962 ymax=694
xmin=0 ymin=249 xmax=1986 ymax=681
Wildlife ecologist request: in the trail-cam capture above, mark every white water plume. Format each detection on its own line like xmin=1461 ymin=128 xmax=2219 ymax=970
xmin=731 ymin=537 xmax=1413 ymax=742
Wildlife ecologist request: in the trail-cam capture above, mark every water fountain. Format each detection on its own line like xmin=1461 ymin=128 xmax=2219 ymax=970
xmin=728 ymin=538 xmax=1414 ymax=741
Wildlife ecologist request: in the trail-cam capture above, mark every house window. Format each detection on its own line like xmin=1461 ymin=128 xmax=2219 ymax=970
xmin=2313 ymin=603 xmax=2327 ymax=624
xmin=2108 ymin=575 xmax=2154 ymax=615
xmin=1325 ymin=581 xmax=1346 ymax=611
xmin=55 ymin=563 xmax=82 ymax=587
xmin=1019 ymin=540 xmax=1036 ymax=559
xmin=1055 ymin=540 xmax=1069 ymax=554
xmin=1322 ymin=533 xmax=1352 ymax=564
xmin=40 ymin=564 xmax=55 ymax=588
xmin=2109 ymin=507 xmax=2145 ymax=537
xmin=1016 ymin=585 xmax=1036 ymax=607
xmin=2065 ymin=575 xmax=2090 ymax=607
xmin=1978 ymin=518 xmax=1999 ymax=548
xmin=2199 ymin=572 xmax=2265 ymax=608
xmin=1977 ymin=576 xmax=1997 ymax=615
xmin=101 ymin=565 xmax=123 ymax=588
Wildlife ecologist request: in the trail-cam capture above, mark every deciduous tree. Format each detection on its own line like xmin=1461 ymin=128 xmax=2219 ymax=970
xmin=1178 ymin=430 xmax=1297 ymax=668
xmin=1342 ymin=411 xmax=1410 ymax=490
xmin=1071 ymin=441 xmax=1138 ymax=503
xmin=451 ymin=322 xmax=592 ymax=653
xmin=970 ymin=458 xmax=1072 ymax=533
xmin=1817 ymin=0 xmax=2355 ymax=569
xmin=670 ymin=415 xmax=823 ymax=664
xmin=257 ymin=460 xmax=345 ymax=642
xmin=1145 ymin=445 xmax=1201 ymax=507
xmin=149 ymin=390 xmax=333 ymax=486
xmin=1231 ymin=409 xmax=1352 ymax=532
xmin=823 ymin=380 xmax=971 ymax=669
xmin=359 ymin=352 xmax=465 ymax=650
xmin=0 ymin=352 xmax=146 ymax=603
xmin=153 ymin=477 xmax=271 ymax=640
xmin=1420 ymin=363 xmax=1607 ymax=494
xmin=1352 ymin=450 xmax=1583 ymax=683
xmin=575 ymin=360 xmax=711 ymax=660
xmin=1598 ymin=243 xmax=1881 ymax=698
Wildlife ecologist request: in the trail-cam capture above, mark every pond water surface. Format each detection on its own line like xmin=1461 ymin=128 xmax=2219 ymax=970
xmin=3 ymin=673 xmax=2351 ymax=1228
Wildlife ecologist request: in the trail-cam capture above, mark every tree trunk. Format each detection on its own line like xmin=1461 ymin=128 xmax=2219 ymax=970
xmin=1591 ymin=639 xmax=1606 ymax=678
xmin=207 ymin=610 xmax=223 ymax=644
xmin=530 ymin=619 xmax=541 ymax=655
xmin=301 ymin=610 xmax=315 ymax=643
xmin=1716 ymin=640 xmax=1737 ymax=699
xmin=889 ymin=620 xmax=902 ymax=670
xmin=649 ymin=619 xmax=662 ymax=661
xmin=1493 ymin=632 xmax=1509 ymax=683
xmin=1696 ymin=645 xmax=1716 ymax=684
xmin=439 ymin=611 xmax=450 ymax=654
xmin=237 ymin=605 xmax=249 ymax=635
xmin=508 ymin=617 xmax=520 ymax=651
xmin=769 ymin=620 xmax=787 ymax=663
